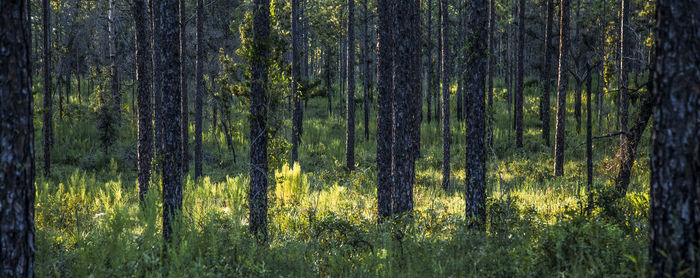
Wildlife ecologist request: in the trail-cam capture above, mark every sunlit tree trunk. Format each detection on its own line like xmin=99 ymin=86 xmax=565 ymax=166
xmin=553 ymin=0 xmax=570 ymax=176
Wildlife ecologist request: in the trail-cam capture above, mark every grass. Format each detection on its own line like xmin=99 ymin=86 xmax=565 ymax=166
xmin=33 ymin=77 xmax=650 ymax=277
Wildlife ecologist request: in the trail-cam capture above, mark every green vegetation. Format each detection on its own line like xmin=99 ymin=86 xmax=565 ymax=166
xmin=34 ymin=78 xmax=651 ymax=277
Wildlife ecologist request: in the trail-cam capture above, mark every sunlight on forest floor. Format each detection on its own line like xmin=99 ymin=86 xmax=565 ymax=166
xmin=34 ymin=81 xmax=650 ymax=276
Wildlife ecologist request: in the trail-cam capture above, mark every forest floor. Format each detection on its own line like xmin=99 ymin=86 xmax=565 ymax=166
xmin=35 ymin=79 xmax=650 ymax=277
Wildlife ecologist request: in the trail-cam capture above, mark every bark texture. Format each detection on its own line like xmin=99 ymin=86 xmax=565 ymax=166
xmin=180 ymin=0 xmax=189 ymax=174
xmin=156 ymin=0 xmax=183 ymax=242
xmin=541 ymin=0 xmax=553 ymax=146
xmin=0 ymin=1 xmax=35 ymax=275
xmin=291 ymin=0 xmax=301 ymax=163
xmin=514 ymin=0 xmax=524 ymax=148
xmin=376 ymin=0 xmax=394 ymax=219
xmin=194 ymin=0 xmax=203 ymax=179
xmin=346 ymin=0 xmax=356 ymax=170
xmin=440 ymin=0 xmax=450 ymax=191
xmin=553 ymin=0 xmax=570 ymax=177
xmin=649 ymin=1 xmax=700 ymax=276
xmin=133 ymin=0 xmax=153 ymax=202
xmin=42 ymin=0 xmax=51 ymax=177
xmin=249 ymin=0 xmax=270 ymax=240
xmin=465 ymin=0 xmax=487 ymax=224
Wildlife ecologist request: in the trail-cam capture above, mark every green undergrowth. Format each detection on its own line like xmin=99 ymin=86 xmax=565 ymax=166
xmin=34 ymin=78 xmax=651 ymax=277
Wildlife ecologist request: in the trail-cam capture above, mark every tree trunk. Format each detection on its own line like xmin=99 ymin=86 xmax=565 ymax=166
xmin=619 ymin=0 xmax=630 ymax=137
xmin=291 ymin=0 xmax=301 ymax=163
xmin=440 ymin=0 xmax=450 ymax=191
xmin=553 ymin=0 xmax=570 ymax=177
xmin=650 ymin=1 xmax=700 ymax=275
xmin=249 ymin=0 xmax=270 ymax=241
xmin=345 ymin=0 xmax=355 ymax=170
xmin=487 ymin=0 xmax=494 ymax=108
xmin=465 ymin=0 xmax=487 ymax=224
xmin=0 ymin=1 xmax=35 ymax=275
xmin=133 ymin=0 xmax=153 ymax=202
xmin=151 ymin=0 xmax=164 ymax=160
xmin=42 ymin=0 xmax=52 ymax=177
xmin=156 ymin=0 xmax=182 ymax=242
xmin=109 ymin=0 xmax=120 ymax=117
xmin=325 ymin=44 xmax=333 ymax=116
xmin=194 ymin=0 xmax=203 ymax=179
xmin=376 ymin=0 xmax=394 ymax=220
xmin=541 ymin=0 xmax=553 ymax=146
xmin=362 ymin=0 xmax=370 ymax=141
xmin=180 ymin=0 xmax=189 ymax=174
xmin=426 ymin=0 xmax=433 ymax=123
xmin=514 ymin=0 xmax=524 ymax=148
xmin=586 ymin=66 xmax=593 ymax=188
xmin=392 ymin=0 xmax=418 ymax=214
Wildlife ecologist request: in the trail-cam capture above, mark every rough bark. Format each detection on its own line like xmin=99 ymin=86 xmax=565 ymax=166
xmin=291 ymin=0 xmax=301 ymax=163
xmin=133 ymin=0 xmax=153 ymax=202
xmin=362 ymin=0 xmax=370 ymax=141
xmin=465 ymin=0 xmax=487 ymax=224
xmin=619 ymin=0 xmax=630 ymax=136
xmin=249 ymin=0 xmax=270 ymax=241
xmin=514 ymin=0 xmax=524 ymax=148
xmin=426 ymin=0 xmax=433 ymax=123
xmin=440 ymin=0 xmax=450 ymax=191
xmin=109 ymin=0 xmax=121 ymax=117
xmin=487 ymin=0 xmax=494 ymax=108
xmin=42 ymin=0 xmax=52 ymax=177
xmin=376 ymin=0 xmax=394 ymax=220
xmin=392 ymin=0 xmax=417 ymax=214
xmin=649 ymin=1 xmax=700 ymax=276
xmin=586 ymin=65 xmax=593 ymax=188
xmin=541 ymin=0 xmax=553 ymax=146
xmin=194 ymin=0 xmax=203 ymax=179
xmin=156 ymin=0 xmax=182 ymax=242
xmin=151 ymin=0 xmax=164 ymax=160
xmin=345 ymin=0 xmax=356 ymax=170
xmin=180 ymin=0 xmax=189 ymax=174
xmin=1 ymin=1 xmax=35 ymax=275
xmin=553 ymin=0 xmax=570 ymax=177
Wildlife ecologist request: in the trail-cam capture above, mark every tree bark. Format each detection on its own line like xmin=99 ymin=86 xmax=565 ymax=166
xmin=619 ymin=0 xmax=630 ymax=137
xmin=586 ymin=65 xmax=593 ymax=188
xmin=133 ymin=0 xmax=153 ymax=202
xmin=1 ymin=1 xmax=35 ymax=275
xmin=42 ymin=0 xmax=52 ymax=177
xmin=109 ymin=0 xmax=121 ymax=117
xmin=156 ymin=0 xmax=182 ymax=242
xmin=553 ymin=0 xmax=570 ymax=177
xmin=541 ymin=0 xmax=553 ymax=146
xmin=439 ymin=0 xmax=450 ymax=191
xmin=376 ymin=0 xmax=394 ymax=220
xmin=465 ymin=0 xmax=487 ymax=224
xmin=426 ymin=0 xmax=433 ymax=123
xmin=249 ymin=0 xmax=270 ymax=241
xmin=362 ymin=0 xmax=370 ymax=141
xmin=180 ymin=0 xmax=189 ymax=174
xmin=194 ymin=0 xmax=203 ymax=179
xmin=291 ymin=0 xmax=301 ymax=163
xmin=514 ymin=0 xmax=524 ymax=148
xmin=345 ymin=0 xmax=356 ymax=170
xmin=649 ymin=1 xmax=700 ymax=276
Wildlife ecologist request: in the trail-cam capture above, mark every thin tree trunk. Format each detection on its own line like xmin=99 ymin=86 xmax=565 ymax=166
xmin=514 ymin=0 xmax=524 ymax=148
xmin=345 ymin=0 xmax=355 ymax=170
xmin=376 ymin=0 xmax=394 ymax=220
xmin=291 ymin=0 xmax=301 ymax=163
xmin=133 ymin=0 xmax=153 ymax=202
xmin=541 ymin=0 xmax=553 ymax=146
xmin=249 ymin=0 xmax=270 ymax=241
xmin=109 ymin=0 xmax=120 ymax=117
xmin=586 ymin=66 xmax=593 ymax=188
xmin=440 ymin=0 xmax=450 ymax=190
xmin=194 ymin=0 xmax=203 ymax=179
xmin=553 ymin=0 xmax=570 ymax=177
xmin=42 ymin=0 xmax=52 ymax=177
xmin=180 ymin=0 xmax=189 ymax=174
xmin=426 ymin=0 xmax=433 ymax=123
xmin=362 ymin=0 xmax=370 ymax=140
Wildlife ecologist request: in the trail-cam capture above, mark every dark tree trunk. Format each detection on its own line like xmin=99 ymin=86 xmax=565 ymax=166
xmin=553 ymin=0 xmax=570 ymax=177
xmin=409 ymin=0 xmax=422 ymax=182
xmin=345 ymin=0 xmax=355 ymax=170
xmin=376 ymin=0 xmax=394 ymax=220
xmin=42 ymin=0 xmax=51 ymax=177
xmin=133 ymin=0 xmax=153 ymax=202
xmin=465 ymin=0 xmax=487 ymax=224
xmin=619 ymin=0 xmax=630 ymax=136
xmin=392 ymin=0 xmax=418 ymax=214
xmin=541 ymin=0 xmax=553 ymax=146
xmin=514 ymin=0 xmax=524 ymax=148
xmin=194 ymin=0 xmax=203 ymax=179
xmin=614 ymin=59 xmax=654 ymax=197
xmin=487 ymin=0 xmax=494 ymax=108
xmin=575 ymin=78 xmax=582 ymax=133
xmin=426 ymin=0 xmax=433 ymax=123
xmin=0 ymin=1 xmax=35 ymax=275
xmin=649 ymin=1 xmax=700 ymax=276
xmin=151 ymin=0 xmax=164 ymax=160
xmin=362 ymin=0 xmax=370 ymax=141
xmin=109 ymin=0 xmax=120 ymax=117
xmin=156 ymin=0 xmax=182 ymax=242
xmin=586 ymin=66 xmax=593 ymax=188
xmin=291 ymin=0 xmax=301 ymax=163
xmin=249 ymin=0 xmax=270 ymax=241
xmin=440 ymin=0 xmax=450 ymax=191
xmin=180 ymin=0 xmax=189 ymax=174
